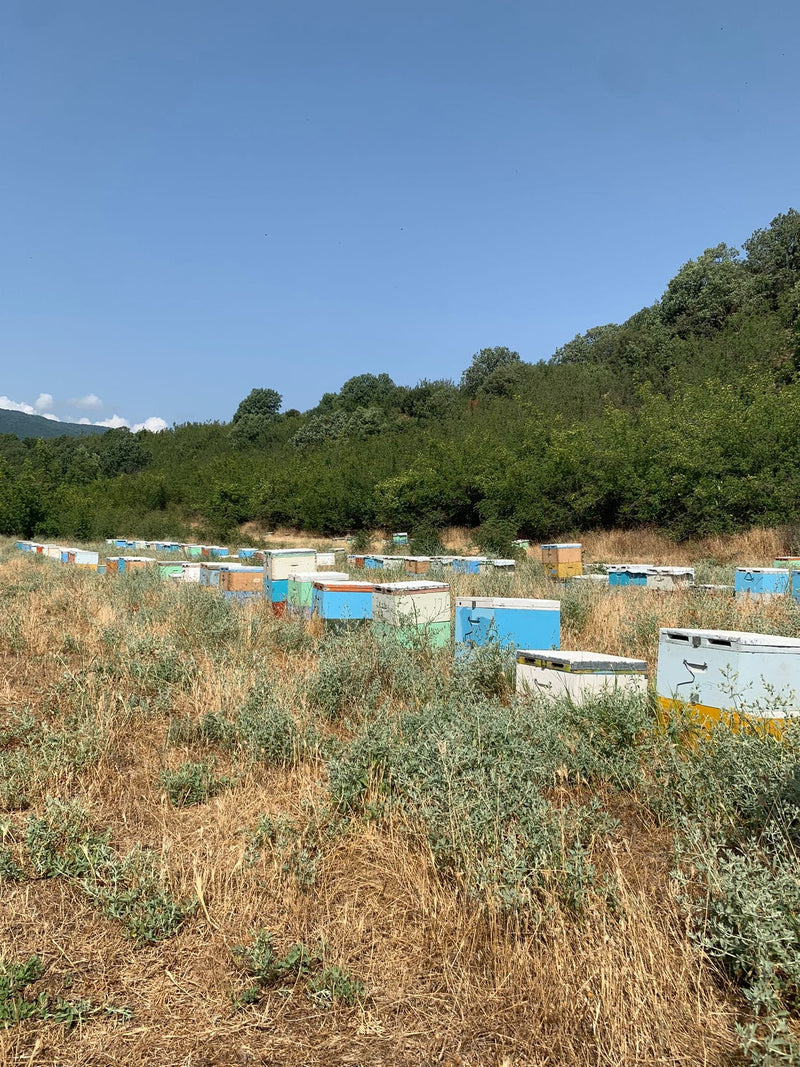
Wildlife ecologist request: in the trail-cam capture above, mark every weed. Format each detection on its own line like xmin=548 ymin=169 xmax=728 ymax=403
xmin=159 ymin=761 xmax=233 ymax=807
xmin=0 ymin=956 xmax=127 ymax=1029
xmin=24 ymin=798 xmax=194 ymax=942
xmin=231 ymin=931 xmax=364 ymax=1008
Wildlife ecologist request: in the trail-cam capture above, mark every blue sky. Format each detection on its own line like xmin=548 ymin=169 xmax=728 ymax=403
xmin=1 ymin=0 xmax=798 ymax=429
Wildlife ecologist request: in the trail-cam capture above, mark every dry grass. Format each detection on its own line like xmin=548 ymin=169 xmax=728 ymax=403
xmin=582 ymin=525 xmax=795 ymax=566
xmin=6 ymin=536 xmax=796 ymax=1064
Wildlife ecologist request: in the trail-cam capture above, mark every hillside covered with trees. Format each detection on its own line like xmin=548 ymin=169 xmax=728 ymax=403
xmin=3 ymin=209 xmax=800 ymax=547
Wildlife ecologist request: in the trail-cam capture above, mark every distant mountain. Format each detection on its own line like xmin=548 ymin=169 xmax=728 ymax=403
xmin=0 ymin=408 xmax=107 ymax=440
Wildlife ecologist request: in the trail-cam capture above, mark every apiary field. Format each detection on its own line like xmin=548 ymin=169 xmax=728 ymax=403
xmin=1 ymin=537 xmax=799 ymax=1065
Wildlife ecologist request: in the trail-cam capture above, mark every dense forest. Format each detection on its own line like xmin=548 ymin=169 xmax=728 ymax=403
xmin=3 ymin=209 xmax=800 ymax=549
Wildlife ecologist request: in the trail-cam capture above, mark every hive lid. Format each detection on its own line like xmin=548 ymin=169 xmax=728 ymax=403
xmin=373 ymin=581 xmax=449 ymax=593
xmin=608 ymin=563 xmax=653 ymax=574
xmin=264 ymin=548 xmax=316 ymax=556
xmin=541 ymin=543 xmax=582 ymax=549
xmin=647 ymin=566 xmax=694 ymax=575
xmin=456 ymin=597 xmax=560 ymax=610
xmin=313 ymin=579 xmax=375 ymax=593
xmin=659 ymin=627 xmax=800 ymax=650
xmin=290 ymin=571 xmax=347 ymax=582
xmin=517 ymin=649 xmax=647 ymax=673
xmin=735 ymin=567 xmax=789 ymax=575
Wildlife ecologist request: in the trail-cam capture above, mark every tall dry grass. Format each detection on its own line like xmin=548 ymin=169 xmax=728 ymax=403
xmin=5 ymin=539 xmax=797 ymax=1064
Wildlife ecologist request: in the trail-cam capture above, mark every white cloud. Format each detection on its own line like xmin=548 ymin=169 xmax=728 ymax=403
xmin=94 ymin=414 xmax=130 ymax=429
xmin=42 ymin=413 xmax=61 ymax=421
xmin=71 ymin=393 xmax=103 ymax=410
xmin=0 ymin=396 xmax=36 ymax=415
xmin=132 ymin=416 xmax=168 ymax=433
xmin=34 ymin=393 xmax=54 ymax=412
xmin=78 ymin=418 xmax=91 ymax=425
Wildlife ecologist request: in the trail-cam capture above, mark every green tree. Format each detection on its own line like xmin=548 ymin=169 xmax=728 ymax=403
xmin=460 ymin=347 xmax=521 ymax=396
xmin=743 ymin=208 xmax=800 ymax=308
xmin=660 ymin=244 xmax=751 ymax=338
xmin=232 ymin=388 xmax=282 ymax=423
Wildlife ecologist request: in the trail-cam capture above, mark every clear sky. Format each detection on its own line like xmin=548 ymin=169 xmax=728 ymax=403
xmin=1 ymin=0 xmax=798 ymax=429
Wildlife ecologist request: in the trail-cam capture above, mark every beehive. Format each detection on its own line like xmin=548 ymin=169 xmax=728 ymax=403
xmin=455 ymin=597 xmax=560 ymax=655
xmin=393 ymin=532 xmax=409 ymax=545
xmin=238 ymin=548 xmax=259 ymax=560
xmin=158 ymin=561 xmax=186 ymax=579
xmin=116 ymin=556 xmax=155 ymax=573
xmin=656 ymin=627 xmax=800 ymax=728
xmin=485 ymin=559 xmax=516 ymax=573
xmin=167 ymin=562 xmax=201 ymax=583
xmin=452 ymin=557 xmax=487 ymax=575
xmin=201 ymin=545 xmax=229 ymax=559
xmin=312 ymin=579 xmax=375 ymax=622
xmin=645 ymin=566 xmax=694 ymax=591
xmin=219 ymin=566 xmax=264 ymax=598
xmin=404 ymin=556 xmax=431 ymax=575
xmin=264 ymin=549 xmax=318 ymax=603
xmin=316 ymin=552 xmax=336 ymax=568
xmin=608 ymin=564 xmax=651 ymax=587
xmin=773 ymin=557 xmax=800 ymax=570
xmin=541 ymin=543 xmax=583 ymax=580
xmin=199 ymin=562 xmax=245 ymax=588
xmin=70 ymin=549 xmax=99 ymax=568
xmin=734 ymin=567 xmax=789 ymax=600
xmin=372 ymin=581 xmax=451 ymax=647
xmin=516 ymin=650 xmax=647 ymax=702
xmin=288 ymin=571 xmax=348 ymax=615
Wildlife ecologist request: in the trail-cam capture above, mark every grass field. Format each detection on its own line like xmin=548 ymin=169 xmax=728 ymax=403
xmin=1 ymin=535 xmax=799 ymax=1065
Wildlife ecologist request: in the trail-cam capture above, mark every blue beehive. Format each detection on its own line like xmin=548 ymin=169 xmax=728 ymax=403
xmin=735 ymin=567 xmax=789 ymax=599
xmin=238 ymin=548 xmax=258 ymax=559
xmin=263 ymin=549 xmax=317 ymax=604
xmin=455 ymin=597 xmax=561 ymax=655
xmin=608 ymin=565 xmax=651 ymax=587
xmin=452 ymin=557 xmax=487 ymax=575
xmin=793 ymin=571 xmax=800 ymax=605
xmin=312 ymin=579 xmax=375 ymax=622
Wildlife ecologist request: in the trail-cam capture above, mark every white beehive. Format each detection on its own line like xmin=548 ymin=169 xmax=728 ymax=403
xmin=516 ymin=650 xmax=647 ymax=702
xmin=656 ymin=627 xmax=800 ymax=724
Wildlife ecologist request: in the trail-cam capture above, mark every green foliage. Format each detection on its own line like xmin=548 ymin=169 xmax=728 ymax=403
xmin=3 ymin=210 xmax=800 ymax=541
xmin=0 ymin=956 xmax=130 ymax=1029
xmin=234 ymin=683 xmax=301 ymax=766
xmin=232 ymin=388 xmax=282 ymax=422
xmin=159 ymin=761 xmax=233 ymax=807
xmin=460 ymin=346 xmax=521 ymax=396
xmin=24 ymin=798 xmax=194 ymax=942
xmin=328 ymin=694 xmax=628 ymax=911
xmin=231 ymin=931 xmax=365 ymax=1008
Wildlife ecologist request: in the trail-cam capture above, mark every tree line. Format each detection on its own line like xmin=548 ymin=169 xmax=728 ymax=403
xmin=3 ymin=209 xmax=800 ymax=551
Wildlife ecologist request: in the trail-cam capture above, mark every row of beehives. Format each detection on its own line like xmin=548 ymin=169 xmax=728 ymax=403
xmin=14 ymin=540 xmax=337 ymax=572
xmin=11 ymin=541 xmax=800 ymax=725
xmin=15 ymin=541 xmax=101 ymax=566
xmin=102 ymin=537 xmax=339 ymax=566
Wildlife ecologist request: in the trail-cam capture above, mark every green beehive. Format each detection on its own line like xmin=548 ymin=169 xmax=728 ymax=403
xmin=371 ymin=581 xmax=451 ymax=647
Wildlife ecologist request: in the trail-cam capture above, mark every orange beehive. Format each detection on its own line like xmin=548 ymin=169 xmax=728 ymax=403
xmin=219 ymin=568 xmax=264 ymax=594
xmin=541 ymin=543 xmax=582 ymax=579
